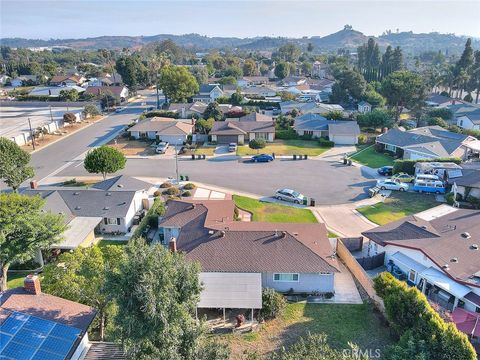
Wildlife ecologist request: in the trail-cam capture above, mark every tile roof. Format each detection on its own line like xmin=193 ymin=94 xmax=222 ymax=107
xmin=0 ymin=287 xmax=96 ymax=333
xmin=128 ymin=117 xmax=194 ymax=135
xmin=160 ymin=200 xmax=339 ymax=274
xmin=362 ymin=209 xmax=480 ymax=286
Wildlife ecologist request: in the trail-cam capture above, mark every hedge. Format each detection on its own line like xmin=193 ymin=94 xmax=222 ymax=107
xmin=393 ymin=157 xmax=462 ymax=175
xmin=373 ymin=272 xmax=476 ymax=360
xmin=132 ymin=198 xmax=165 ymax=240
xmin=275 ymin=128 xmax=299 ymax=140
xmin=145 ymin=110 xmax=179 ymax=119
xmin=318 ymin=138 xmax=334 ymax=147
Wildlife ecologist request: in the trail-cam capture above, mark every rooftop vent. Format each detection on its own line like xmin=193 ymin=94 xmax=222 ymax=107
xmin=421 ymin=225 xmax=427 ymax=229
xmin=220 ymin=231 xmax=226 ymax=238
xmin=73 ymin=192 xmax=79 ymax=195
xmin=120 ymin=201 xmax=126 ymax=205
xmin=117 ymin=184 xmax=124 ymax=188
xmin=208 ymin=230 xmax=214 ymax=235
xmin=103 ymin=206 xmax=109 ymax=210
xmin=461 ymin=232 xmax=471 ymax=239
xmin=471 ymin=244 xmax=479 ymax=250
xmin=450 ymin=257 xmax=458 ymax=263
xmin=106 ymin=192 xmax=112 ymax=196
xmin=75 ymin=206 xmax=81 ymax=210
xmin=279 ymin=231 xmax=287 ymax=239
xmin=442 ymin=264 xmax=450 ymax=270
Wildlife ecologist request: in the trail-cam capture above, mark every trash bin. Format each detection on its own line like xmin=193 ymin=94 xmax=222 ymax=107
xmin=304 ymin=155 xmax=308 ymax=160
xmin=202 ymin=154 xmax=206 ymax=159
xmin=310 ymin=198 xmax=315 ymax=206
xmin=197 ymin=154 xmax=202 ymax=160
xmin=293 ymin=154 xmax=297 ymax=160
xmin=180 ymin=175 xmax=184 ymax=181
xmin=191 ymin=154 xmax=195 ymax=160
xmin=348 ymin=159 xmax=352 ymax=166
xmin=343 ymin=157 xmax=348 ymax=165
xmin=272 ymin=152 xmax=275 ymax=159
xmin=303 ymin=198 xmax=308 ymax=206
xmin=185 ymin=176 xmax=189 ymax=181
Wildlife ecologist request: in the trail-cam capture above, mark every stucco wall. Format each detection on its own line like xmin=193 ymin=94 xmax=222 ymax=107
xmin=261 ymin=272 xmax=334 ymax=293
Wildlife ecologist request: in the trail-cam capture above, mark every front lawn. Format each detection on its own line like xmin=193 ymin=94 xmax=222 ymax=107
xmin=237 ymin=140 xmax=331 ymax=156
xmin=226 ymin=302 xmax=393 ymax=359
xmin=357 ymin=192 xmax=439 ymax=225
xmin=233 ymin=195 xmax=317 ymax=223
xmin=349 ymin=145 xmax=394 ymax=168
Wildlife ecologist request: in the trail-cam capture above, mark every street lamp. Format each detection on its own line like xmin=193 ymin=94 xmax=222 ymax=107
xmin=28 ymin=117 xmax=35 ymax=150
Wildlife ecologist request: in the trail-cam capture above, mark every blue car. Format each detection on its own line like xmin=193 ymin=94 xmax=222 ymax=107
xmin=251 ymin=154 xmax=274 ymax=162
xmin=377 ymin=166 xmax=393 ymax=176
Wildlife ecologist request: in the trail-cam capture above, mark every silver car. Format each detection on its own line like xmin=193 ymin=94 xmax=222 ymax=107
xmin=275 ymin=188 xmax=306 ymax=204
xmin=155 ymin=141 xmax=169 ymax=154
xmin=376 ymin=179 xmax=409 ymax=191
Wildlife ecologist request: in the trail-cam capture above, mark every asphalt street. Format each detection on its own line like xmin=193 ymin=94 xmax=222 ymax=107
xmin=1 ymin=90 xmax=160 ymax=191
xmin=57 ymin=156 xmax=376 ymax=205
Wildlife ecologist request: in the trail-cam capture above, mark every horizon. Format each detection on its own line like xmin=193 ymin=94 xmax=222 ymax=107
xmin=1 ymin=0 xmax=479 ymax=40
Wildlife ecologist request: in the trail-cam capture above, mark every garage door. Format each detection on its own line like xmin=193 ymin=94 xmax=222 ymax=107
xmin=331 ymin=135 xmax=356 ymax=145
xmin=157 ymin=135 xmax=186 ymax=145
xmin=217 ymin=135 xmax=239 ymax=144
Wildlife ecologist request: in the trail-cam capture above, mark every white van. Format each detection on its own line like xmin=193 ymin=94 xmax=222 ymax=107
xmin=415 ymin=174 xmax=440 ymax=182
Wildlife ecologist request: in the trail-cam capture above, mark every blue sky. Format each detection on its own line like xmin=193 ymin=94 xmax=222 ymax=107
xmin=1 ymin=0 xmax=479 ymax=39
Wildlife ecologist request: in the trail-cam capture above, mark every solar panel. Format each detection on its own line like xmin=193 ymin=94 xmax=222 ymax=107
xmin=0 ymin=312 xmax=82 ymax=360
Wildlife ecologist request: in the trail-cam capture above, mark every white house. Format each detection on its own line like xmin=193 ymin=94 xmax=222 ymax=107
xmin=358 ymin=101 xmax=372 ymax=113
xmin=192 ymin=84 xmax=224 ymax=103
xmin=452 ymin=104 xmax=480 ymax=131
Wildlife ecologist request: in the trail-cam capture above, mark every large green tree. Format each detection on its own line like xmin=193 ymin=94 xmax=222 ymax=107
xmin=243 ymin=59 xmax=256 ymax=76
xmin=0 ymin=193 xmax=66 ymax=291
xmin=0 ymin=137 xmax=35 ymax=192
xmin=158 ymin=65 xmax=199 ymax=103
xmin=381 ymin=70 xmax=426 ymax=122
xmin=108 ymin=239 xmax=227 ymax=360
xmin=274 ymin=62 xmax=290 ymax=79
xmin=84 ymin=145 xmax=126 ymax=180
xmin=116 ymin=54 xmax=148 ymax=91
xmin=42 ymin=245 xmax=125 ymax=341
xmin=189 ymin=65 xmax=208 ymax=86
xmin=202 ymin=102 xmax=223 ymax=121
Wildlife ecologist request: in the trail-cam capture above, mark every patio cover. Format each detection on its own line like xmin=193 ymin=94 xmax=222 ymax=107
xmin=198 ymin=272 xmax=262 ymax=309
xmin=420 ymin=267 xmax=471 ymax=298
xmin=452 ymin=308 xmax=480 ymax=337
xmin=465 ymin=140 xmax=480 ymax=152
xmin=391 ymin=252 xmax=426 ymax=273
xmin=52 ymin=217 xmax=102 ymax=249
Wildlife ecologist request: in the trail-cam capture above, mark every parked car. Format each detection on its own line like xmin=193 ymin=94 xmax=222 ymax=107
xmin=412 ymin=180 xmax=445 ymax=194
xmin=377 ymin=166 xmax=393 ymax=176
xmin=376 ymin=179 xmax=409 ymax=191
xmin=251 ymin=154 xmax=274 ymax=162
xmin=228 ymin=143 xmax=237 ymax=152
xmin=275 ymin=188 xmax=306 ymax=204
xmin=155 ymin=141 xmax=169 ymax=154
xmin=392 ymin=173 xmax=415 ymax=183
xmin=115 ymin=107 xmax=125 ymax=113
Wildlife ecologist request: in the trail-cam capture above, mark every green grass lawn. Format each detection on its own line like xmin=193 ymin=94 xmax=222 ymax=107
xmin=349 ymin=145 xmax=394 ymax=168
xmin=98 ymin=240 xmax=129 ymax=247
xmin=7 ymin=272 xmax=29 ymax=289
xmin=193 ymin=146 xmax=216 ymax=156
xmin=227 ymin=302 xmax=393 ymax=358
xmin=233 ymin=195 xmax=317 ymax=223
xmin=237 ymin=140 xmax=331 ymax=156
xmin=357 ymin=192 xmax=439 ymax=225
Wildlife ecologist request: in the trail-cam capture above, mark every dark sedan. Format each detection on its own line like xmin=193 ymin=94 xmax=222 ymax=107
xmin=251 ymin=154 xmax=274 ymax=162
xmin=377 ymin=166 xmax=393 ymax=176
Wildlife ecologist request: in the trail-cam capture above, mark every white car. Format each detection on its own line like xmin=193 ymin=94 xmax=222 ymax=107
xmin=155 ymin=141 xmax=169 ymax=154
xmin=376 ymin=179 xmax=409 ymax=192
xmin=275 ymin=188 xmax=306 ymax=204
xmin=228 ymin=143 xmax=237 ymax=152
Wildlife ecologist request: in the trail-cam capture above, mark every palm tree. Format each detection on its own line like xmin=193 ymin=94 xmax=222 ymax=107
xmin=440 ymin=65 xmax=455 ymax=97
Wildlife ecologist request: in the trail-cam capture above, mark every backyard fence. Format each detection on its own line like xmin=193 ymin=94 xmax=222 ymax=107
xmin=340 ymin=237 xmax=364 ymax=252
xmin=357 ymin=252 xmax=386 ymax=271
xmin=336 ymin=239 xmax=385 ymax=313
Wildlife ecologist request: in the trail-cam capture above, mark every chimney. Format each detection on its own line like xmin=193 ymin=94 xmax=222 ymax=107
xmin=24 ymin=274 xmax=41 ymax=295
xmin=30 ymin=180 xmax=38 ymax=189
xmin=279 ymin=231 xmax=287 ymax=239
xmin=169 ymin=237 xmax=177 ymax=253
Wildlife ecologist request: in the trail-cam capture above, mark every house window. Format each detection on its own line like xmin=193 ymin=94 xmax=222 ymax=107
xmin=459 ymin=120 xmax=463 ymax=127
xmin=304 ymin=131 xmax=313 ymax=136
xmin=256 ymin=132 xmax=268 ymax=140
xmin=408 ymin=270 xmax=416 ymax=283
xmin=104 ymin=218 xmax=120 ymax=225
xmin=385 ymin=144 xmax=397 ymax=152
xmin=273 ymin=273 xmax=299 ymax=282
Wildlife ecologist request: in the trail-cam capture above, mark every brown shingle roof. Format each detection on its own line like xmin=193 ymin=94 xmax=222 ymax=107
xmin=0 ymin=287 xmax=96 ymax=333
xmin=128 ymin=117 xmax=193 ymax=135
xmin=362 ymin=209 xmax=480 ymax=287
xmin=210 ymin=120 xmax=275 ymax=135
xmin=160 ymin=200 xmax=339 ymax=273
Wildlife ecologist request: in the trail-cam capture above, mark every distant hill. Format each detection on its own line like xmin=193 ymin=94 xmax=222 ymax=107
xmin=1 ymin=28 xmax=478 ymax=54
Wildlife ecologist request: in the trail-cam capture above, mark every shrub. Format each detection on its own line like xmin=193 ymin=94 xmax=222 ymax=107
xmin=261 ymin=288 xmax=286 ymax=320
xmin=153 ymin=190 xmax=161 ymax=197
xmin=159 ymin=182 xmax=172 ymax=188
xmin=357 ymin=133 xmax=368 ymax=145
xmin=182 ymin=191 xmax=192 ymax=197
xmin=318 ymin=138 xmax=334 ymax=147
xmin=163 ymin=187 xmax=180 ymax=196
xmin=393 ymin=157 xmax=462 ymax=175
xmin=144 ymin=110 xmax=178 ymax=119
xmin=275 ymin=128 xmax=299 ymax=140
xmin=233 ymin=207 xmax=240 ymax=221
xmin=466 ymin=195 xmax=480 ymax=209
xmin=63 ymin=112 xmax=77 ymax=123
xmin=249 ymin=138 xmax=266 ymax=152
xmin=183 ymin=183 xmax=196 ymax=190
xmin=324 ymin=292 xmax=334 ymax=299
xmin=83 ymin=104 xmax=100 ymax=117
xmin=427 ymin=108 xmax=453 ymax=121
xmin=464 ymin=94 xmax=473 ymax=103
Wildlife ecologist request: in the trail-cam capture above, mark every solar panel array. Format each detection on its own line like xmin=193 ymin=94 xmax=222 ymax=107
xmin=0 ymin=311 xmax=81 ymax=360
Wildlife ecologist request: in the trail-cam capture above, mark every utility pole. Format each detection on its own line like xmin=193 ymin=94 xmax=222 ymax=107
xmin=49 ymin=105 xmax=54 ymax=122
xmin=175 ymin=141 xmax=179 ymax=184
xmin=28 ymin=118 xmax=35 ymax=150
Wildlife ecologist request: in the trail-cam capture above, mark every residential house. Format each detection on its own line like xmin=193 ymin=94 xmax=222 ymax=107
xmin=11 ymin=75 xmax=42 ymax=87
xmin=312 ymin=61 xmax=330 ymax=79
xmin=128 ymin=117 xmax=194 ymax=144
xmin=85 ymin=85 xmax=129 ymax=102
xmin=293 ymin=114 xmax=360 ymax=145
xmin=49 ymin=75 xmax=86 ymax=86
xmin=192 ymin=84 xmax=224 ymax=103
xmin=451 ymin=104 xmax=480 ymax=131
xmin=28 ymin=85 xmax=85 ymax=97
xmin=280 ymin=101 xmax=344 ymax=115
xmin=358 ymin=101 xmax=372 ymax=113
xmin=237 ymin=76 xmax=270 ymax=87
xmin=452 ymin=168 xmax=480 ymax=200
xmin=362 ymin=206 xmax=480 ymax=313
xmin=210 ymin=119 xmax=275 ymax=144
xmin=280 ymin=76 xmax=307 ymax=87
xmin=0 ymin=275 xmax=97 ymax=360
xmin=157 ymin=199 xmax=340 ymax=295
xmin=425 ymin=93 xmax=458 ymax=107
xmin=375 ymin=126 xmax=480 ymax=161
xmin=226 ymin=112 xmax=273 ymax=122
xmin=168 ymin=102 xmax=208 ymax=118
xmin=242 ymin=86 xmax=277 ymax=98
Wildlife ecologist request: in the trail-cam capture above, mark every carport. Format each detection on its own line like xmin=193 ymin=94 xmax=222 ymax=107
xmin=196 ymin=272 xmax=262 ymax=325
